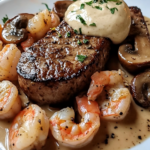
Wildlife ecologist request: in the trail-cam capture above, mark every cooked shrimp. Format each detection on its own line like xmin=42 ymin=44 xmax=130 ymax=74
xmin=50 ymin=96 xmax=100 ymax=148
xmin=0 ymin=40 xmax=3 ymax=51
xmin=0 ymin=44 xmax=21 ymax=81
xmin=21 ymin=33 xmax=34 ymax=51
xmin=26 ymin=9 xmax=60 ymax=41
xmin=51 ymin=11 xmax=60 ymax=27
xmin=0 ymin=80 xmax=21 ymax=119
xmin=87 ymin=70 xmax=131 ymax=120
xmin=9 ymin=104 xmax=49 ymax=150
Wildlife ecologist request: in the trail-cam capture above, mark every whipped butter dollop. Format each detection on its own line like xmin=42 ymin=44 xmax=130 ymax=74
xmin=65 ymin=0 xmax=131 ymax=44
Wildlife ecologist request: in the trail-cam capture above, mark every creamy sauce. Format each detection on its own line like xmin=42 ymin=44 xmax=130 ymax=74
xmin=0 ymin=19 xmax=150 ymax=150
xmin=65 ymin=0 xmax=131 ymax=44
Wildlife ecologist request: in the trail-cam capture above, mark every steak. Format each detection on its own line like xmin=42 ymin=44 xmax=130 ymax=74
xmin=17 ymin=20 xmax=111 ymax=105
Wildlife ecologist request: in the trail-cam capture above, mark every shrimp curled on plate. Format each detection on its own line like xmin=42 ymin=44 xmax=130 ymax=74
xmin=87 ymin=70 xmax=131 ymax=120
xmin=50 ymin=96 xmax=100 ymax=148
xmin=0 ymin=80 xmax=21 ymax=119
xmin=9 ymin=104 xmax=49 ymax=150
xmin=0 ymin=44 xmax=21 ymax=81
xmin=26 ymin=9 xmax=60 ymax=41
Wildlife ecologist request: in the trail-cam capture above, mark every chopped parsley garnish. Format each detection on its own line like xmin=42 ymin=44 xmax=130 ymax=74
xmin=76 ymin=15 xmax=87 ymax=25
xmin=110 ymin=7 xmax=118 ymax=14
xmin=50 ymin=27 xmax=56 ymax=31
xmin=66 ymin=31 xmax=71 ymax=37
xmin=106 ymin=5 xmax=118 ymax=14
xmin=116 ymin=1 xmax=122 ymax=5
xmin=80 ymin=3 xmax=85 ymax=9
xmin=76 ymin=55 xmax=87 ymax=62
xmin=57 ymin=32 xmax=62 ymax=38
xmin=85 ymin=1 xmax=93 ymax=6
xmin=73 ymin=0 xmax=77 ymax=1
xmin=77 ymin=40 xmax=82 ymax=45
xmin=42 ymin=3 xmax=51 ymax=11
xmin=95 ymin=6 xmax=102 ymax=10
xmin=71 ymin=10 xmax=77 ymax=13
xmin=108 ymin=0 xmax=120 ymax=2
xmin=93 ymin=0 xmax=98 ymax=3
xmin=89 ymin=23 xmax=96 ymax=26
xmin=83 ymin=39 xmax=89 ymax=44
xmin=74 ymin=29 xmax=78 ymax=34
xmin=2 ymin=14 xmax=9 ymax=24
xmin=79 ymin=28 xmax=82 ymax=34
xmin=99 ymin=0 xmax=108 ymax=4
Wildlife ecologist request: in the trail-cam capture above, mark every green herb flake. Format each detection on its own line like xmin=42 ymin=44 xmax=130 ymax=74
xmin=110 ymin=7 xmax=118 ymax=14
xmin=85 ymin=1 xmax=93 ymax=6
xmin=108 ymin=0 xmax=120 ymax=2
xmin=74 ymin=29 xmax=78 ymax=34
xmin=89 ymin=23 xmax=96 ymax=26
xmin=66 ymin=32 xmax=71 ymax=37
xmin=76 ymin=15 xmax=87 ymax=25
xmin=71 ymin=10 xmax=76 ymax=13
xmin=99 ymin=0 xmax=107 ymax=4
xmin=116 ymin=1 xmax=122 ymax=5
xmin=93 ymin=0 xmax=98 ymax=3
xmin=77 ymin=40 xmax=82 ymax=45
xmin=83 ymin=39 xmax=89 ymax=44
xmin=79 ymin=28 xmax=82 ymax=34
xmin=57 ymin=32 xmax=62 ymax=38
xmin=80 ymin=3 xmax=85 ymax=9
xmin=73 ymin=0 xmax=77 ymax=1
xmin=76 ymin=55 xmax=87 ymax=62
xmin=42 ymin=3 xmax=51 ymax=11
xmin=2 ymin=14 xmax=9 ymax=24
xmin=95 ymin=6 xmax=102 ymax=10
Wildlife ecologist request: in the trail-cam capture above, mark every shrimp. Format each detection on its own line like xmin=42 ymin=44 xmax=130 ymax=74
xmin=9 ymin=104 xmax=49 ymax=150
xmin=50 ymin=96 xmax=100 ymax=148
xmin=0 ymin=44 xmax=21 ymax=81
xmin=87 ymin=70 xmax=131 ymax=120
xmin=0 ymin=80 xmax=21 ymax=119
xmin=21 ymin=33 xmax=34 ymax=51
xmin=26 ymin=9 xmax=60 ymax=41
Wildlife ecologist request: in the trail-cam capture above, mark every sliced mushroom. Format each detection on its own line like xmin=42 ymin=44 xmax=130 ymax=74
xmin=1 ymin=13 xmax=34 ymax=44
xmin=118 ymin=35 xmax=150 ymax=73
xmin=53 ymin=1 xmax=73 ymax=19
xmin=131 ymin=71 xmax=150 ymax=108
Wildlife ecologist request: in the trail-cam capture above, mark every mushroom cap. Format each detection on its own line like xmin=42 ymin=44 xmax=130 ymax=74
xmin=118 ymin=36 xmax=150 ymax=73
xmin=1 ymin=13 xmax=34 ymax=44
xmin=131 ymin=71 xmax=150 ymax=108
xmin=53 ymin=1 xmax=73 ymax=19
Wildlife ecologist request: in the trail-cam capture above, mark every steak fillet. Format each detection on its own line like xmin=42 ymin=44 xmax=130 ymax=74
xmin=17 ymin=21 xmax=111 ymax=105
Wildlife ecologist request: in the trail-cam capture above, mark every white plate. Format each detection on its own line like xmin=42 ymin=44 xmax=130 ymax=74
xmin=0 ymin=0 xmax=150 ymax=150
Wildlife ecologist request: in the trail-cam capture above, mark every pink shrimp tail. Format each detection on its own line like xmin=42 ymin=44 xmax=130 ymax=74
xmin=76 ymin=95 xmax=100 ymax=116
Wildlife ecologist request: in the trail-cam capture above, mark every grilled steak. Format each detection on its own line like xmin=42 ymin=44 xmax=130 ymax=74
xmin=17 ymin=20 xmax=111 ymax=105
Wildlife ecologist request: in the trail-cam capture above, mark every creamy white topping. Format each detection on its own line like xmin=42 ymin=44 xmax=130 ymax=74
xmin=65 ymin=0 xmax=131 ymax=44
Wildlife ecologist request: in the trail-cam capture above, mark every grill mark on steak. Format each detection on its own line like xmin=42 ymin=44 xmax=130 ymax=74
xmin=17 ymin=21 xmax=110 ymax=82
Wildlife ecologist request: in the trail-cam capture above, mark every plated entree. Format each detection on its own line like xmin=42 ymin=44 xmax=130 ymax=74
xmin=0 ymin=0 xmax=150 ymax=150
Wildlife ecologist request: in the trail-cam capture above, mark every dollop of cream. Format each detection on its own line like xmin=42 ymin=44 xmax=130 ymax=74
xmin=65 ymin=0 xmax=131 ymax=44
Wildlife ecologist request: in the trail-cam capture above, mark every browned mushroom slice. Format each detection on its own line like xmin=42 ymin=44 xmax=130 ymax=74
xmin=1 ymin=13 xmax=34 ymax=44
xmin=53 ymin=1 xmax=73 ymax=19
xmin=131 ymin=71 xmax=150 ymax=108
xmin=118 ymin=35 xmax=150 ymax=73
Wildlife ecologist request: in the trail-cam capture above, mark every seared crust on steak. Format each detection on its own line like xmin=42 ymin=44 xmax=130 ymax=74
xmin=17 ymin=21 xmax=111 ymax=105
